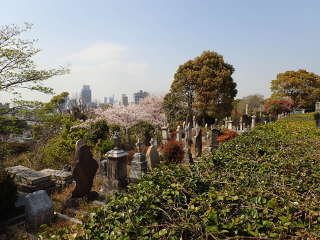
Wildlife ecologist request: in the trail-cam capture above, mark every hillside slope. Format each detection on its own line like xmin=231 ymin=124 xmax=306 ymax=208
xmin=57 ymin=114 xmax=320 ymax=239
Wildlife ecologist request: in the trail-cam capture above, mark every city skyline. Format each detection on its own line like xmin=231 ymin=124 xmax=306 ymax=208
xmin=0 ymin=0 xmax=320 ymax=104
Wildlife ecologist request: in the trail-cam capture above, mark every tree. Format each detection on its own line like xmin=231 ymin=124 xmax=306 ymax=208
xmin=0 ymin=23 xmax=68 ymax=96
xmin=271 ymin=69 xmax=320 ymax=110
xmin=164 ymin=51 xmax=237 ymax=125
xmin=264 ymin=98 xmax=293 ymax=117
xmin=235 ymin=94 xmax=264 ymax=115
xmin=77 ymin=96 xmax=166 ymax=129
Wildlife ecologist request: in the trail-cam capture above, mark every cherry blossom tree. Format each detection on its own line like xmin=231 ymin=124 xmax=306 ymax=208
xmin=76 ymin=96 xmax=166 ymax=129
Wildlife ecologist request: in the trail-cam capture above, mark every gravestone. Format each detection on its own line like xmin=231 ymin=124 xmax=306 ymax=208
xmin=176 ymin=125 xmax=182 ymax=141
xmin=316 ymin=102 xmax=320 ymax=112
xmin=25 ymin=190 xmax=53 ymax=229
xmin=239 ymin=117 xmax=243 ymax=131
xmin=195 ymin=127 xmax=202 ymax=157
xmin=146 ymin=138 xmax=160 ymax=170
xmin=39 ymin=169 xmax=73 ymax=188
xmin=210 ymin=128 xmax=220 ymax=149
xmin=5 ymin=165 xmax=55 ymax=193
xmin=101 ymin=132 xmax=128 ymax=192
xmin=226 ymin=120 xmax=233 ymax=130
xmin=184 ymin=123 xmax=193 ymax=163
xmin=72 ymin=140 xmax=98 ymax=198
xmin=251 ymin=115 xmax=256 ymax=129
xmin=129 ymin=139 xmax=148 ymax=181
xmin=161 ymin=126 xmax=169 ymax=144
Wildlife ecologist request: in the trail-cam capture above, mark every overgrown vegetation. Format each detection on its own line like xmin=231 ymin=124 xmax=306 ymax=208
xmin=45 ymin=113 xmax=320 ymax=239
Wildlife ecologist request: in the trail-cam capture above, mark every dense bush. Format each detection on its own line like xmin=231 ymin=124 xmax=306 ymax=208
xmin=217 ymin=129 xmax=238 ymax=142
xmin=41 ymin=114 xmax=320 ymax=239
xmin=162 ymin=140 xmax=184 ymax=164
xmin=0 ymin=168 xmax=17 ymax=221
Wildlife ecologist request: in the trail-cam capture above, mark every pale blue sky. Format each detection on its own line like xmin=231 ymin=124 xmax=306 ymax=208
xmin=1 ymin=0 xmax=319 ymax=103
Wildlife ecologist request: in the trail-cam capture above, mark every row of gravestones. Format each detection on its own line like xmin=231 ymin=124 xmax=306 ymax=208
xmin=161 ymin=121 xmax=221 ymax=163
xmin=99 ymin=134 xmax=160 ymax=193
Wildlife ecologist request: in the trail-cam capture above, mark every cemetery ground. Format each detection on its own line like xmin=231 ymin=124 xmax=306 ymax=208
xmin=1 ymin=113 xmax=320 ymax=239
xmin=11 ymin=113 xmax=319 ymax=239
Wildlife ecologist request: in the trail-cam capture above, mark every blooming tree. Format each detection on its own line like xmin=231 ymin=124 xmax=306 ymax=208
xmin=264 ymin=99 xmax=293 ymax=116
xmin=76 ymin=96 xmax=166 ymax=129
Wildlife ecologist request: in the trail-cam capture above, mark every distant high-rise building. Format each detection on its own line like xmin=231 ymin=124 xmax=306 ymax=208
xmin=104 ymin=96 xmax=115 ymax=105
xmin=133 ymin=90 xmax=149 ymax=104
xmin=121 ymin=94 xmax=129 ymax=106
xmin=80 ymin=85 xmax=92 ymax=106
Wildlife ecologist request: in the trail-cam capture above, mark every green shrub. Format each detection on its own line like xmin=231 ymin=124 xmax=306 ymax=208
xmin=130 ymin=121 xmax=155 ymax=146
xmin=0 ymin=168 xmax=17 ymax=221
xmin=84 ymin=120 xmax=109 ymax=145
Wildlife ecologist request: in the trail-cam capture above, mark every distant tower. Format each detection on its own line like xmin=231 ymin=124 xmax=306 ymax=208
xmin=133 ymin=90 xmax=149 ymax=104
xmin=121 ymin=94 xmax=129 ymax=106
xmin=81 ymin=85 xmax=92 ymax=106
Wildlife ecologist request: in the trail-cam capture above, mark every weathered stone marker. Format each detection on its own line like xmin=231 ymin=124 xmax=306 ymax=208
xmin=239 ymin=117 xmax=243 ymax=131
xmin=101 ymin=132 xmax=128 ymax=192
xmin=195 ymin=127 xmax=202 ymax=157
xmin=146 ymin=138 xmax=160 ymax=170
xmin=161 ymin=126 xmax=169 ymax=144
xmin=129 ymin=139 xmax=148 ymax=181
xmin=210 ymin=128 xmax=220 ymax=149
xmin=316 ymin=102 xmax=320 ymax=112
xmin=251 ymin=115 xmax=256 ymax=129
xmin=25 ymin=190 xmax=53 ymax=229
xmin=72 ymin=140 xmax=98 ymax=198
xmin=226 ymin=119 xmax=233 ymax=130
xmin=184 ymin=123 xmax=193 ymax=163
xmin=176 ymin=125 xmax=182 ymax=141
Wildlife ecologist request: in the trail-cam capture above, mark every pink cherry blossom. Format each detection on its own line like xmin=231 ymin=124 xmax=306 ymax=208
xmin=75 ymin=96 xmax=166 ymax=129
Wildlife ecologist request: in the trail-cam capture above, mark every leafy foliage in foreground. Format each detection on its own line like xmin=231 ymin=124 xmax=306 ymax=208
xmin=49 ymin=114 xmax=320 ymax=239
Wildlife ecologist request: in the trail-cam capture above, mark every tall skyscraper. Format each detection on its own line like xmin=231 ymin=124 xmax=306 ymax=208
xmin=133 ymin=90 xmax=149 ymax=104
xmin=104 ymin=96 xmax=115 ymax=105
xmin=121 ymin=94 xmax=129 ymax=106
xmin=80 ymin=85 xmax=92 ymax=106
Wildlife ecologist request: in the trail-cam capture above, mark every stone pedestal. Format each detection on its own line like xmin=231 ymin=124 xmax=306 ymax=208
xmin=129 ymin=152 xmax=148 ymax=182
xmin=101 ymin=148 xmax=128 ymax=192
xmin=25 ymin=190 xmax=53 ymax=230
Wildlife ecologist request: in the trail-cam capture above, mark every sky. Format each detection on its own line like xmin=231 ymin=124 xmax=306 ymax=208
xmin=1 ymin=0 xmax=319 ymax=103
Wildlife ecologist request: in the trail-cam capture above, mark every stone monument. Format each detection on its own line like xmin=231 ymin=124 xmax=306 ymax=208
xmin=129 ymin=139 xmax=148 ymax=182
xmin=194 ymin=127 xmax=202 ymax=157
xmin=161 ymin=126 xmax=169 ymax=144
xmin=184 ymin=123 xmax=193 ymax=163
xmin=72 ymin=140 xmax=98 ymax=198
xmin=176 ymin=125 xmax=182 ymax=142
xmin=251 ymin=115 xmax=256 ymax=129
xmin=25 ymin=190 xmax=53 ymax=229
xmin=101 ymin=132 xmax=128 ymax=192
xmin=146 ymin=138 xmax=160 ymax=170
xmin=316 ymin=102 xmax=320 ymax=112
